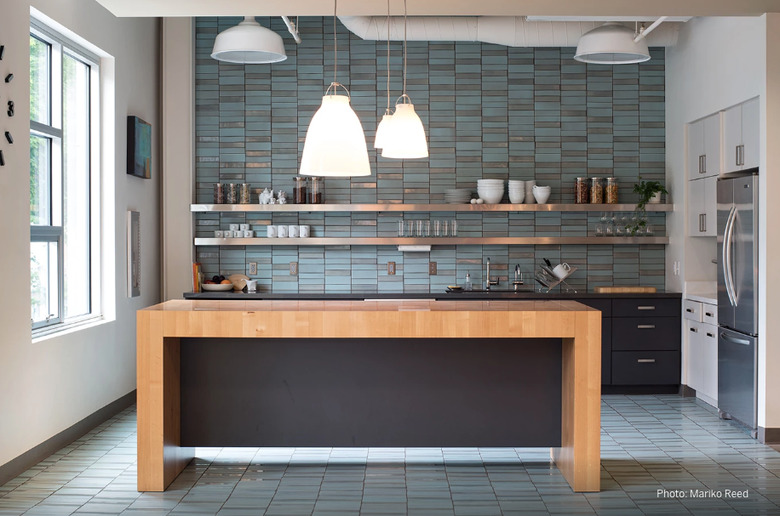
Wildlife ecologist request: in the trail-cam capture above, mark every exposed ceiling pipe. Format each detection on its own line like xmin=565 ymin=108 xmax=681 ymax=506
xmin=634 ymin=16 xmax=668 ymax=42
xmin=281 ymin=15 xmax=302 ymax=43
xmin=338 ymin=16 xmax=680 ymax=47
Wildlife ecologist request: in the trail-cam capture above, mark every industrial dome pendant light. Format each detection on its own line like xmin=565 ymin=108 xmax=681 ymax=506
xmin=574 ymin=22 xmax=650 ymax=65
xmin=299 ymin=0 xmax=371 ymax=177
xmin=211 ymin=16 xmax=287 ymax=64
xmin=381 ymin=0 xmax=428 ymax=159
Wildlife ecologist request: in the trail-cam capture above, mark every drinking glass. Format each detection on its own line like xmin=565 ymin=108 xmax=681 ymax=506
xmin=398 ymin=220 xmax=405 ymax=237
xmin=451 ymin=220 xmax=458 ymax=236
xmin=417 ymin=220 xmax=423 ymax=238
xmin=424 ymin=220 xmax=431 ymax=237
xmin=441 ymin=220 xmax=449 ymax=237
xmin=434 ymin=220 xmax=441 ymax=237
xmin=595 ymin=223 xmax=604 ymax=237
xmin=408 ymin=220 xmax=415 ymax=237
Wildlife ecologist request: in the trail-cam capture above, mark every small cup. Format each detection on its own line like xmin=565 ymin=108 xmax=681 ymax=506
xmin=239 ymin=223 xmax=250 ymax=231
xmin=299 ymin=225 xmax=310 ymax=238
xmin=224 ymin=230 xmax=233 ymax=238
xmin=288 ymin=225 xmax=299 ymax=238
xmin=243 ymin=230 xmax=254 ymax=238
xmin=229 ymin=224 xmax=239 ymax=232
xmin=233 ymin=230 xmax=243 ymax=238
xmin=214 ymin=230 xmax=224 ymax=238
xmin=246 ymin=279 xmax=258 ymax=292
xmin=553 ymin=263 xmax=572 ymax=279
xmin=278 ymin=225 xmax=288 ymax=238
xmin=267 ymin=225 xmax=278 ymax=238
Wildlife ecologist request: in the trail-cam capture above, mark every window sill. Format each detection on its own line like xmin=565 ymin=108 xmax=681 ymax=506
xmin=32 ymin=315 xmax=109 ymax=343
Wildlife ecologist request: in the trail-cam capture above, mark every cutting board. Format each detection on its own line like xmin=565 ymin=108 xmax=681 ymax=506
xmin=593 ymin=286 xmax=658 ymax=294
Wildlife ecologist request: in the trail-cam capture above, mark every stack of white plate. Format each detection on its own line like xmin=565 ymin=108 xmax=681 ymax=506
xmin=477 ymin=179 xmax=505 ymax=204
xmin=444 ymin=188 xmax=472 ymax=204
xmin=508 ymin=180 xmax=526 ymax=204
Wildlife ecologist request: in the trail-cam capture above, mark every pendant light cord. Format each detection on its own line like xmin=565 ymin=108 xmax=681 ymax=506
xmin=385 ymin=0 xmax=391 ymax=111
xmin=333 ymin=0 xmax=338 ymax=85
xmin=402 ymin=0 xmax=407 ymax=95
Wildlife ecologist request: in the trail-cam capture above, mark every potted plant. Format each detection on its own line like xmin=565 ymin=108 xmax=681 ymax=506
xmin=626 ymin=177 xmax=669 ymax=235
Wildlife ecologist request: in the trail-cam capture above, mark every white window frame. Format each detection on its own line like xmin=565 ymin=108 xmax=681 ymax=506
xmin=30 ymin=19 xmax=103 ymax=336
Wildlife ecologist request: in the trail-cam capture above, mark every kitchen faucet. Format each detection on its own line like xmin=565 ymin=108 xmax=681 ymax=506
xmin=485 ymin=257 xmax=499 ymax=290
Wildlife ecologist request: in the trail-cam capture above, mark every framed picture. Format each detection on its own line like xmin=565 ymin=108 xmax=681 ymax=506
xmin=127 ymin=210 xmax=141 ymax=297
xmin=127 ymin=116 xmax=151 ymax=179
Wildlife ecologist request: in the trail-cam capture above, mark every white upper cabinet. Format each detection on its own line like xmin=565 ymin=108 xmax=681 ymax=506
xmin=687 ymin=113 xmax=721 ymax=180
xmin=688 ymin=175 xmax=717 ymax=237
xmin=723 ymin=97 xmax=760 ymax=172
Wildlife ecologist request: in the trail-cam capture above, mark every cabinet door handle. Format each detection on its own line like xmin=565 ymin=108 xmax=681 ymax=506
xmin=736 ymin=145 xmax=740 ymax=166
xmin=637 ymin=358 xmax=656 ymax=363
xmin=740 ymin=145 xmax=745 ymax=166
xmin=701 ymin=154 xmax=706 ymax=174
xmin=686 ymin=308 xmax=694 ymax=313
xmin=689 ymin=327 xmax=698 ymax=333
xmin=702 ymin=213 xmax=706 ymax=233
xmin=704 ymin=312 xmax=713 ymax=317
xmin=706 ymin=332 xmax=715 ymax=338
xmin=637 ymin=324 xmax=656 ymax=329
xmin=637 ymin=306 xmax=656 ymax=310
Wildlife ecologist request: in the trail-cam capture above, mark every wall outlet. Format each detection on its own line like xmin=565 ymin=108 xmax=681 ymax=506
xmin=429 ymin=262 xmax=437 ymax=275
xmin=387 ymin=261 xmax=396 ymax=275
xmin=290 ymin=262 xmax=298 ymax=275
xmin=248 ymin=262 xmax=257 ymax=275
xmin=673 ymin=260 xmax=681 ymax=276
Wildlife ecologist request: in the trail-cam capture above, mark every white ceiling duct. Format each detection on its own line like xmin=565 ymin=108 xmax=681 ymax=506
xmin=338 ymin=16 xmax=679 ymax=48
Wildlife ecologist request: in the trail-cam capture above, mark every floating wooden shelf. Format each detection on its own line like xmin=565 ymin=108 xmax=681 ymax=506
xmin=191 ymin=203 xmax=673 ymax=213
xmin=194 ymin=236 xmax=669 ymax=246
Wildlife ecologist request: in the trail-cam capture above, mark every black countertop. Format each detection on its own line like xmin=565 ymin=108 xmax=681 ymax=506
xmin=184 ymin=290 xmax=681 ymax=301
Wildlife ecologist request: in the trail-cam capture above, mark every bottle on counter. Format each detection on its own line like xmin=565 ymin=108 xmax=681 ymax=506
xmin=465 ymin=273 xmax=472 ymax=291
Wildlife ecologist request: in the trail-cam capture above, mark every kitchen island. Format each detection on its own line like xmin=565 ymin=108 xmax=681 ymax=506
xmin=137 ymin=299 xmax=601 ymax=493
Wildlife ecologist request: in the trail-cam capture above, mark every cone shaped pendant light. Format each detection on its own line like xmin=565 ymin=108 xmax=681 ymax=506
xmin=374 ymin=0 xmax=394 ymax=149
xmin=300 ymin=0 xmax=371 ymax=177
xmin=381 ymin=0 xmax=428 ymax=159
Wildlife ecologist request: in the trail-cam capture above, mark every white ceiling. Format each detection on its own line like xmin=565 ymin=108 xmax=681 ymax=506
xmin=94 ymin=0 xmax=780 ymax=17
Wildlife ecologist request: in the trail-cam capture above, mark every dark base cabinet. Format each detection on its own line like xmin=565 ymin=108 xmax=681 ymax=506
xmin=575 ymin=296 xmax=681 ymax=391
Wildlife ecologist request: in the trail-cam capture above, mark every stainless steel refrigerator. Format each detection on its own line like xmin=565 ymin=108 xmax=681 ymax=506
xmin=717 ymin=172 xmax=759 ymax=434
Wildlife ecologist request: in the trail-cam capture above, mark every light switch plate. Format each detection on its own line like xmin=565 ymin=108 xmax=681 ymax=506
xmin=429 ymin=262 xmax=437 ymax=275
xmin=387 ymin=261 xmax=396 ymax=275
xmin=290 ymin=262 xmax=298 ymax=275
xmin=248 ymin=262 xmax=257 ymax=275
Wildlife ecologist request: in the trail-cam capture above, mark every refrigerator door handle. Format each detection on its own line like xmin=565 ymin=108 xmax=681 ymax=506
xmin=720 ymin=331 xmax=751 ymax=346
xmin=723 ymin=205 xmax=738 ymax=307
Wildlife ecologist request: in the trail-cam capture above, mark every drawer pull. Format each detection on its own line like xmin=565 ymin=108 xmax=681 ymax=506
xmin=637 ymin=324 xmax=656 ymax=329
xmin=689 ymin=327 xmax=698 ymax=333
xmin=706 ymin=332 xmax=715 ymax=338
xmin=705 ymin=312 xmax=714 ymax=317
xmin=637 ymin=306 xmax=656 ymax=311
xmin=637 ymin=358 xmax=656 ymax=363
xmin=686 ymin=308 xmax=694 ymax=313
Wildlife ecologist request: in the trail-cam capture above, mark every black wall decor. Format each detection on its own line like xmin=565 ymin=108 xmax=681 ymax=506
xmin=1 ymin=43 xmax=9 ymax=167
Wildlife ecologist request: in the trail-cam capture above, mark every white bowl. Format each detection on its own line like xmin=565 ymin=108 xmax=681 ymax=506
xmin=509 ymin=191 xmax=525 ymax=203
xmin=202 ymin=283 xmax=234 ymax=291
xmin=480 ymin=193 xmax=504 ymax=204
xmin=533 ymin=189 xmax=551 ymax=204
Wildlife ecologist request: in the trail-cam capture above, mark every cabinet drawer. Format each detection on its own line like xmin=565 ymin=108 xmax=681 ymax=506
xmin=612 ymin=317 xmax=681 ymax=351
xmin=612 ymin=298 xmax=680 ymax=318
xmin=701 ymin=303 xmax=717 ymax=326
xmin=612 ymin=351 xmax=680 ymax=385
xmin=683 ymin=299 xmax=702 ymax=322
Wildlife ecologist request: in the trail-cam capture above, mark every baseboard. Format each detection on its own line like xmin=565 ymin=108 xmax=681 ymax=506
xmin=758 ymin=426 xmax=780 ymax=444
xmin=680 ymin=384 xmax=696 ymax=397
xmin=0 ymin=390 xmax=136 ymax=487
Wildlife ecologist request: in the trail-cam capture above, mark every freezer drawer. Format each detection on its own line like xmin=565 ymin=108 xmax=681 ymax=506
xmin=718 ymin=327 xmax=757 ymax=429
xmin=612 ymin=317 xmax=681 ymax=351
xmin=612 ymin=351 xmax=681 ymax=385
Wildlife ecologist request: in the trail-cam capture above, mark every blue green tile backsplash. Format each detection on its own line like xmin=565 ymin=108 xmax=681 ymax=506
xmin=194 ymin=17 xmax=667 ymax=293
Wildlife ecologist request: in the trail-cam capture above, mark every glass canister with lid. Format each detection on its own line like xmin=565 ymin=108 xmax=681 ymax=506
xmin=590 ymin=177 xmax=604 ymax=204
xmin=575 ymin=177 xmax=589 ymax=204
xmin=606 ymin=177 xmax=619 ymax=204
xmin=293 ymin=176 xmax=308 ymax=204
xmin=308 ymin=177 xmax=324 ymax=204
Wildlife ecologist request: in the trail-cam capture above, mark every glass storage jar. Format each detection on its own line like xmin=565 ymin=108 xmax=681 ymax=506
xmin=308 ymin=177 xmax=324 ymax=204
xmin=590 ymin=177 xmax=604 ymax=204
xmin=575 ymin=177 xmax=589 ymax=204
xmin=606 ymin=177 xmax=618 ymax=204
xmin=293 ymin=176 xmax=308 ymax=204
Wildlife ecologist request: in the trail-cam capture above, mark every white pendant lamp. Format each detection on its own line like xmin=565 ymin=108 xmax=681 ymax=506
xmin=381 ymin=0 xmax=428 ymax=159
xmin=574 ymin=22 xmax=650 ymax=65
xmin=374 ymin=0 xmax=394 ymax=149
xmin=211 ymin=16 xmax=287 ymax=64
xmin=300 ymin=0 xmax=371 ymax=177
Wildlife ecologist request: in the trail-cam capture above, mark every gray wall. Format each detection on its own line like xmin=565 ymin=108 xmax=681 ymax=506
xmin=194 ymin=17 xmax=666 ymax=293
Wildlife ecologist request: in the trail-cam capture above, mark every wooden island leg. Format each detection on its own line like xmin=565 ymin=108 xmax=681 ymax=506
xmin=137 ymin=311 xmax=193 ymax=491
xmin=552 ymin=310 xmax=601 ymax=492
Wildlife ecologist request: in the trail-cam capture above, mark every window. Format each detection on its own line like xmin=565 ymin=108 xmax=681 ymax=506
xmin=30 ymin=21 xmax=101 ymax=332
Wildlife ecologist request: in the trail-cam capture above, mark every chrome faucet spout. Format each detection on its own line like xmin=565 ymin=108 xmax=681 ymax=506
xmin=485 ymin=257 xmax=499 ymax=290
